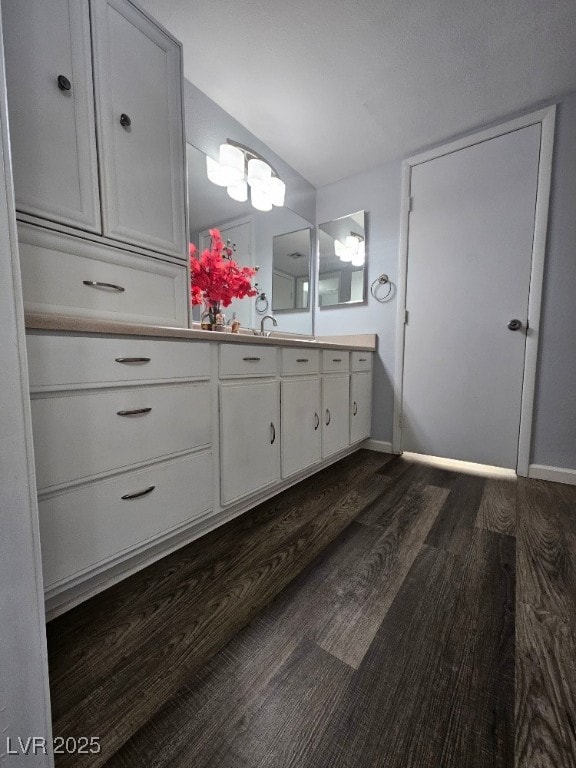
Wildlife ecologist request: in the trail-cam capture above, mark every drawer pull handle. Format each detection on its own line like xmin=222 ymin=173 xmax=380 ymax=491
xmin=117 ymin=407 xmax=152 ymax=417
xmin=120 ymin=113 xmax=132 ymax=128
xmin=359 ymin=358 xmax=367 ymax=362
xmin=270 ymin=422 xmax=276 ymax=444
xmin=353 ymin=401 xmax=358 ymax=416
xmin=83 ymin=280 xmax=125 ymax=292
xmin=314 ymin=412 xmax=320 ymax=430
xmin=57 ymin=74 xmax=72 ymax=91
xmin=121 ymin=485 xmax=155 ymax=500
xmin=296 ymin=358 xmax=309 ymax=363
xmin=115 ymin=357 xmax=151 ymax=364
xmin=325 ymin=408 xmax=331 ymax=426
xmin=332 ymin=358 xmax=342 ymax=363
xmin=243 ymin=356 xmax=261 ymax=362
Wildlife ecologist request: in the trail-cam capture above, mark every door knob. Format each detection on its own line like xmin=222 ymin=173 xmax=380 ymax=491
xmin=57 ymin=74 xmax=72 ymax=91
xmin=508 ymin=319 xmax=522 ymax=331
xmin=120 ymin=113 xmax=132 ymax=128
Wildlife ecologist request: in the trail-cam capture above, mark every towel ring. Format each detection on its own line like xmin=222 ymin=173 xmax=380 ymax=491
xmin=255 ymin=292 xmax=269 ymax=314
xmin=370 ymin=274 xmax=393 ymax=303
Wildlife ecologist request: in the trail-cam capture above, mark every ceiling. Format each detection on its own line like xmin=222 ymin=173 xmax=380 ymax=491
xmin=139 ymin=0 xmax=576 ymax=188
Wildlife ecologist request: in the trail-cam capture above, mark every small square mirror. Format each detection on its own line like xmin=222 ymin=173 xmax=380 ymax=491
xmin=318 ymin=211 xmax=367 ymax=308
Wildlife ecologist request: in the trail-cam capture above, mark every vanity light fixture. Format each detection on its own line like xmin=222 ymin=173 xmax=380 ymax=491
xmin=335 ymin=232 xmax=364 ymax=263
xmin=206 ymin=140 xmax=286 ymax=212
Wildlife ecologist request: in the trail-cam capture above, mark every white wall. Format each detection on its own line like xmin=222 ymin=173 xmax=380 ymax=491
xmin=315 ymin=161 xmax=402 ymax=444
xmin=531 ymin=91 xmax=576 ymax=470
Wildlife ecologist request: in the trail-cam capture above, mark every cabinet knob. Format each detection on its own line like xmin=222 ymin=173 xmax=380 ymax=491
xmin=83 ymin=280 xmax=125 ymax=292
xmin=353 ymin=401 xmax=358 ymax=416
xmin=57 ymin=74 xmax=72 ymax=91
xmin=314 ymin=412 xmax=320 ymax=431
xmin=120 ymin=113 xmax=132 ymax=128
xmin=325 ymin=408 xmax=331 ymax=426
xmin=270 ymin=422 xmax=276 ymax=444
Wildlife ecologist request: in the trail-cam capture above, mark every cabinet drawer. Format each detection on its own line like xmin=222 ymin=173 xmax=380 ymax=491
xmin=27 ymin=334 xmax=210 ymax=390
xmin=40 ymin=452 xmax=213 ymax=587
xmin=18 ymin=223 xmax=188 ymax=326
xmin=351 ymin=352 xmax=373 ymax=372
xmin=219 ymin=344 xmax=278 ymax=378
xmin=32 ymin=383 xmax=210 ymax=491
xmin=322 ymin=350 xmax=350 ymax=373
xmin=281 ymin=348 xmax=320 ymax=376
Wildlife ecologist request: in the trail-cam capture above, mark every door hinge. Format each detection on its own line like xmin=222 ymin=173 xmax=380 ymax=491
xmin=404 ymin=309 xmax=409 ymax=325
xmin=408 ymin=196 xmax=414 ymax=213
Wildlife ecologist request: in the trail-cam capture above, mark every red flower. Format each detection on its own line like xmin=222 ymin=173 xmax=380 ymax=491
xmin=190 ymin=231 xmax=258 ymax=308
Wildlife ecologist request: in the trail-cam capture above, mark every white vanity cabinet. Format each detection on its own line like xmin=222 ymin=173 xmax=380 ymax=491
xmin=2 ymin=0 xmax=101 ymax=231
xmin=350 ymin=351 xmax=373 ymax=443
xmin=2 ymin=0 xmax=186 ymax=259
xmin=27 ymin=333 xmax=213 ymax=610
xmin=280 ymin=349 xmax=321 ymax=478
xmin=218 ymin=345 xmax=280 ymax=505
xmin=25 ymin=328 xmax=374 ymax=616
xmin=321 ymin=351 xmax=351 ymax=458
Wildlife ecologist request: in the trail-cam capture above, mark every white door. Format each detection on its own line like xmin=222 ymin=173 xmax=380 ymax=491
xmin=281 ymin=377 xmax=321 ymax=478
xmin=322 ymin=375 xmax=350 ymax=458
xmin=220 ymin=381 xmax=280 ymax=505
xmin=91 ymin=0 xmax=186 ymax=258
xmin=201 ymin=220 xmax=254 ymax=328
xmin=2 ymin=0 xmax=100 ymax=231
xmin=350 ymin=372 xmax=372 ymax=444
xmin=402 ymin=124 xmax=541 ymax=468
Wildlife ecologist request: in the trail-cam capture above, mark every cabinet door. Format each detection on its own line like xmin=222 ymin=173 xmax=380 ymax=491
xmin=281 ymin=378 xmax=321 ymax=478
xmin=2 ymin=0 xmax=100 ymax=231
xmin=91 ymin=0 xmax=186 ymax=258
xmin=350 ymin=372 xmax=372 ymax=443
xmin=322 ymin=375 xmax=350 ymax=458
xmin=220 ymin=381 xmax=280 ymax=505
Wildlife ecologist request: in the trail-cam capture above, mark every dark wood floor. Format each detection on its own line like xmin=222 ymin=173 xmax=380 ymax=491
xmin=46 ymin=450 xmax=576 ymax=768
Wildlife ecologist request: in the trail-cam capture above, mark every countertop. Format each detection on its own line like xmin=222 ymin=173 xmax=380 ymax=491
xmin=25 ymin=314 xmax=378 ymax=352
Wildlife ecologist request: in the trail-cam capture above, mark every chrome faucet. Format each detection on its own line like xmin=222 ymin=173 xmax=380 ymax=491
xmin=260 ymin=314 xmax=278 ymax=337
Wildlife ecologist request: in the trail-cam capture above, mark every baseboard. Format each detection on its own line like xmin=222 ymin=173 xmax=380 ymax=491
xmin=362 ymin=439 xmax=394 ymax=454
xmin=528 ymin=464 xmax=576 ymax=486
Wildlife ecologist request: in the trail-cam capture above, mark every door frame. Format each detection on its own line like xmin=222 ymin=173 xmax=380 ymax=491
xmin=392 ymin=106 xmax=556 ymax=476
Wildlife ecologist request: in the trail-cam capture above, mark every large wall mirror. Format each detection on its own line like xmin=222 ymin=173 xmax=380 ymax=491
xmin=318 ymin=211 xmax=367 ymax=308
xmin=187 ymin=143 xmax=314 ymax=335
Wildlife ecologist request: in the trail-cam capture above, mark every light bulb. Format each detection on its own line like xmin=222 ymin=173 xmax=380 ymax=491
xmin=345 ymin=235 xmax=360 ymax=255
xmin=227 ymin=179 xmax=248 ymax=202
xmin=247 ymin=158 xmax=272 ymax=187
xmin=206 ymin=155 xmax=229 ymax=186
xmin=269 ymin=176 xmax=286 ymax=207
xmin=251 ymin=181 xmax=272 ymax=211
xmin=219 ymin=143 xmax=244 ymax=185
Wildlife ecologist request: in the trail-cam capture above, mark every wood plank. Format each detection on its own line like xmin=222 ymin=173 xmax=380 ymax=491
xmin=425 ymin=473 xmax=486 ymax=554
xmin=316 ymin=484 xmax=449 ymax=668
xmin=476 ymin=477 xmax=517 ymax=536
xmin=517 ymin=477 xmax=576 ymax=620
xmin=199 ymin=641 xmax=353 ymax=768
xmin=309 ymin=529 xmax=515 ymax=768
xmin=515 ymin=601 xmax=576 ymax=768
xmin=50 ymin=454 xmax=390 ymax=767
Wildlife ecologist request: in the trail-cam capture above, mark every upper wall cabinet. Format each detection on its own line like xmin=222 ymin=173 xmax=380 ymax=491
xmin=2 ymin=0 xmax=101 ymax=231
xmin=90 ymin=0 xmax=186 ymax=258
xmin=2 ymin=0 xmax=187 ymax=260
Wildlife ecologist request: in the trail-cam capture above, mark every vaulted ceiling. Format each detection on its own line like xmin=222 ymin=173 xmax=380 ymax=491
xmin=140 ymin=0 xmax=576 ymax=187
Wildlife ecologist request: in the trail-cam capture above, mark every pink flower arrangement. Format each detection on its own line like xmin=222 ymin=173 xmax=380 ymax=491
xmin=189 ymin=229 xmax=258 ymax=313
